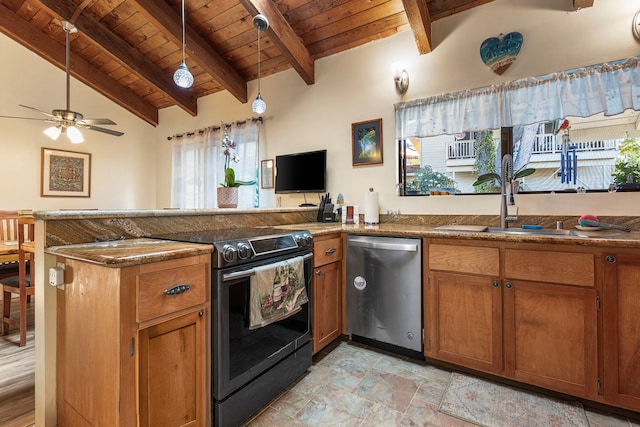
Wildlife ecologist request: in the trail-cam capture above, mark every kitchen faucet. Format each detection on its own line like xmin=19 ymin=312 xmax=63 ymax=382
xmin=500 ymin=154 xmax=518 ymax=229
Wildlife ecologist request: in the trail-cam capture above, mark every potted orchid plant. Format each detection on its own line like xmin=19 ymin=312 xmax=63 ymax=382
xmin=217 ymin=124 xmax=255 ymax=208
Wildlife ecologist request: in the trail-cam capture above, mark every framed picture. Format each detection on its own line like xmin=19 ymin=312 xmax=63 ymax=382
xmin=41 ymin=147 xmax=91 ymax=197
xmin=352 ymin=118 xmax=383 ymax=166
xmin=261 ymin=159 xmax=274 ymax=189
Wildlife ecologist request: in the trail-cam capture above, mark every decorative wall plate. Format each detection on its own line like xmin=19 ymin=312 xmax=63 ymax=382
xmin=480 ymin=32 xmax=523 ymax=75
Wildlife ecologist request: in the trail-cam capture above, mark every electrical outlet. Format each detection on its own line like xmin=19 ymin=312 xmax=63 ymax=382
xmin=49 ymin=267 xmax=64 ymax=286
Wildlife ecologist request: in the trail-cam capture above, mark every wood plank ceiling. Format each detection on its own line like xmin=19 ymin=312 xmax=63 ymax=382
xmin=0 ymin=0 xmax=593 ymax=127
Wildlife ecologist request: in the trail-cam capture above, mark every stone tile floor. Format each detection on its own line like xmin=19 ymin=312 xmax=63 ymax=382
xmin=247 ymin=340 xmax=640 ymax=426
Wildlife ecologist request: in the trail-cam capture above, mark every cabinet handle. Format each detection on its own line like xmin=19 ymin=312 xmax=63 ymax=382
xmin=505 ymin=282 xmax=513 ymax=289
xmin=325 ymin=248 xmax=337 ymax=254
xmin=198 ymin=310 xmax=204 ymax=317
xmin=315 ymin=270 xmax=321 ymax=276
xmin=605 ymin=255 xmax=616 ymax=263
xmin=164 ymin=284 xmax=191 ymax=296
xmin=492 ymin=281 xmax=500 ymax=288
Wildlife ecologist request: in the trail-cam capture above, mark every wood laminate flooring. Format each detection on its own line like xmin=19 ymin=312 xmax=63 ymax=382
xmin=0 ymin=297 xmax=35 ymax=427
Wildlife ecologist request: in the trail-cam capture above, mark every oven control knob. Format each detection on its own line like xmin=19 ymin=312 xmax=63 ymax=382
xmin=296 ymin=233 xmax=311 ymax=247
xmin=237 ymin=243 xmax=252 ymax=259
xmin=222 ymin=245 xmax=237 ymax=263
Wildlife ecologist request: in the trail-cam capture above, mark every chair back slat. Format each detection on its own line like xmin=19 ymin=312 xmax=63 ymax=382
xmin=0 ymin=211 xmax=19 ymax=241
xmin=1 ymin=211 xmax=34 ymax=346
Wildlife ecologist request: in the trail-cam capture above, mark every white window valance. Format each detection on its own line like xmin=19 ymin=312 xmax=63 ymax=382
xmin=395 ymin=56 xmax=640 ymax=139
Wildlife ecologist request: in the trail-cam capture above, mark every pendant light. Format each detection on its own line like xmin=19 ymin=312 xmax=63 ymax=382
xmin=252 ymin=14 xmax=269 ymax=114
xmin=173 ymin=0 xmax=194 ymax=88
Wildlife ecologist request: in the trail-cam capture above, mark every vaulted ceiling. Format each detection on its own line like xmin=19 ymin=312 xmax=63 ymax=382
xmin=0 ymin=0 xmax=593 ymax=126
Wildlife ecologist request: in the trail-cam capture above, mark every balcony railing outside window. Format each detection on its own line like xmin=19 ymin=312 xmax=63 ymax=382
xmin=447 ymin=139 xmax=476 ymax=159
xmin=446 ymin=134 xmax=621 ymax=160
xmin=531 ymin=133 xmax=620 ymax=154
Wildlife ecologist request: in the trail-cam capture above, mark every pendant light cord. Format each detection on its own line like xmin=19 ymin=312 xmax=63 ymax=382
xmin=181 ymin=0 xmax=186 ymax=63
xmin=256 ymin=25 xmax=261 ymax=94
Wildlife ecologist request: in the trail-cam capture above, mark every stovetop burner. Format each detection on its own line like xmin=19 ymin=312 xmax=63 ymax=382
xmin=149 ymin=227 xmax=312 ymax=268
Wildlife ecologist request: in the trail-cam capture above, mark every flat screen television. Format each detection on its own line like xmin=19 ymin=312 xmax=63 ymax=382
xmin=275 ymin=149 xmax=327 ymax=194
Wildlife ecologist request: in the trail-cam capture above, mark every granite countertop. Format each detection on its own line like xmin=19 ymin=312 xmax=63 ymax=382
xmin=45 ymin=238 xmax=213 ymax=267
xmin=45 ymin=222 xmax=640 ymax=268
xmin=273 ymin=222 xmax=640 ymax=248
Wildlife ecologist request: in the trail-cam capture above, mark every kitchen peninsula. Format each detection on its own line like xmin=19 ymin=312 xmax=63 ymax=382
xmin=33 ymin=209 xmax=640 ymax=425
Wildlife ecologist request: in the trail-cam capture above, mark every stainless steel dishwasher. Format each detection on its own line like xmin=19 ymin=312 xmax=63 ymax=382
xmin=346 ymin=234 xmax=422 ymax=356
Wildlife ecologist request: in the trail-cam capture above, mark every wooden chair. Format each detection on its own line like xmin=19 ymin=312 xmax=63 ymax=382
xmin=1 ymin=214 xmax=35 ymax=346
xmin=0 ymin=211 xmax=20 ymax=280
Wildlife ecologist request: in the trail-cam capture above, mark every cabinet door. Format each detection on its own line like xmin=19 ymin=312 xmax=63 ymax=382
xmin=503 ymin=280 xmax=597 ymax=399
xmin=602 ymin=253 xmax=640 ymax=411
xmin=313 ymin=261 xmax=341 ymax=353
xmin=139 ymin=309 xmax=207 ymax=427
xmin=430 ymin=272 xmax=503 ymax=374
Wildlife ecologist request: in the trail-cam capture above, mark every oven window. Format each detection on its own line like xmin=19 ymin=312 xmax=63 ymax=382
xmin=227 ymin=279 xmax=310 ymax=380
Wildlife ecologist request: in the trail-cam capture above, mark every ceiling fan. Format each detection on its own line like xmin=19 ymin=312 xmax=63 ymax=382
xmin=0 ymin=20 xmax=123 ymax=143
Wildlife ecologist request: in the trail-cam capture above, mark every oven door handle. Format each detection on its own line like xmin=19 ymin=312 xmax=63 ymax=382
xmin=222 ymin=252 xmax=313 ymax=282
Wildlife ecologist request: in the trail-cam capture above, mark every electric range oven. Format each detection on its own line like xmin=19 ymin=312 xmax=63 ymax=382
xmin=150 ymin=227 xmax=314 ymax=427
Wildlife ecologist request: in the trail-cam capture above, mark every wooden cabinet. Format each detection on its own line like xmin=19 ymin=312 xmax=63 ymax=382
xmin=427 ymin=240 xmax=598 ymax=399
xmin=427 ymin=243 xmax=502 ymax=373
xmin=312 ymin=234 xmax=342 ymax=353
xmin=602 ymin=251 xmax=640 ymax=412
xmin=503 ymin=248 xmax=597 ymax=399
xmin=503 ymin=280 xmax=597 ymax=398
xmin=57 ymin=255 xmax=210 ymax=427
xmin=139 ymin=310 xmax=206 ymax=427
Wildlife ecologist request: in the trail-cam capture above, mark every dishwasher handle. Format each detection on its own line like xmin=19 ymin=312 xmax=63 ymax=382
xmin=347 ymin=237 xmax=418 ymax=252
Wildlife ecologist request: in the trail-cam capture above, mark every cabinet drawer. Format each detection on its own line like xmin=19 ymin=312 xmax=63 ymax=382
xmin=504 ymin=249 xmax=594 ymax=287
xmin=314 ymin=237 xmax=342 ymax=267
xmin=138 ymin=263 xmax=207 ymax=322
xmin=429 ymin=244 xmax=499 ymax=276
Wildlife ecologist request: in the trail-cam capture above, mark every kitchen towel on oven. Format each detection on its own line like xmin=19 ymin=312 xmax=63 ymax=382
xmin=249 ymin=256 xmax=309 ymax=330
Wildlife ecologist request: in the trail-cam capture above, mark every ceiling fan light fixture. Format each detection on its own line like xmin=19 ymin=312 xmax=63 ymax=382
xmin=174 ymin=0 xmax=193 ymax=89
xmin=252 ymin=14 xmax=269 ymax=114
xmin=43 ymin=125 xmax=62 ymax=140
xmin=67 ymin=125 xmax=84 ymax=144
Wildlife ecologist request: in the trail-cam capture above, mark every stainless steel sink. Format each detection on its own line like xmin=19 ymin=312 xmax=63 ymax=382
xmin=486 ymin=227 xmax=587 ymax=238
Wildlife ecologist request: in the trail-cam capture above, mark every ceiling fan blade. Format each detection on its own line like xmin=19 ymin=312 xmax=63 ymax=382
xmin=18 ymin=104 xmax=56 ymax=118
xmin=79 ymin=118 xmax=117 ymax=125
xmin=0 ymin=115 xmax=50 ymax=122
xmin=84 ymin=124 xmax=124 ymax=137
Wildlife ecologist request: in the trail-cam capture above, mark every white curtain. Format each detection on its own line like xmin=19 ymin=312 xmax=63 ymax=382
xmin=395 ymin=56 xmax=640 ymax=139
xmin=171 ymin=120 xmax=260 ymax=208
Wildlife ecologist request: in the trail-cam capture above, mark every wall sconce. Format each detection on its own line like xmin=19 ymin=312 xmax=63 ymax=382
xmin=391 ymin=62 xmax=409 ymax=94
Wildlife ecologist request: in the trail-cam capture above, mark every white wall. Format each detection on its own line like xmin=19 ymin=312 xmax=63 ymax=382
xmin=0 ymin=33 xmax=157 ymax=210
xmin=156 ymin=0 xmax=640 ymax=216
xmin=1 ymin=0 xmax=639 ymax=216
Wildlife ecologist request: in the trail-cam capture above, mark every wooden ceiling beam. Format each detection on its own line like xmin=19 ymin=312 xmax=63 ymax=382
xmin=34 ymin=0 xmax=198 ymax=117
xmin=131 ymin=0 xmax=248 ymax=104
xmin=572 ymin=0 xmax=594 ymax=10
xmin=240 ymin=0 xmax=315 ymax=85
xmin=402 ymin=0 xmax=432 ymax=54
xmin=0 ymin=3 xmax=158 ymax=126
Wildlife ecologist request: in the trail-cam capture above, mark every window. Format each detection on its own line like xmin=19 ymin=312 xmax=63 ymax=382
xmin=171 ymin=121 xmax=259 ymax=208
xmin=395 ymin=56 xmax=640 ymax=195
xmin=398 ymin=113 xmax=640 ymax=195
